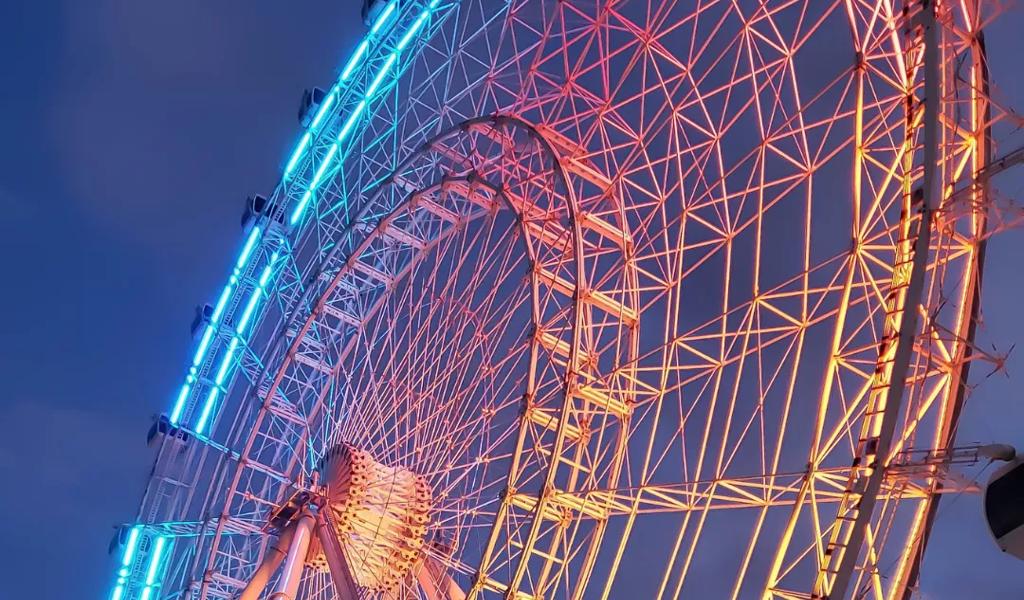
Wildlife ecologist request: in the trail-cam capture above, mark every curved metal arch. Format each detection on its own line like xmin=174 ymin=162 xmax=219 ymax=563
xmin=761 ymin=3 xmax=998 ymax=598
xmin=198 ymin=114 xmax=639 ymax=600
xmin=889 ymin=13 xmax=995 ymax=600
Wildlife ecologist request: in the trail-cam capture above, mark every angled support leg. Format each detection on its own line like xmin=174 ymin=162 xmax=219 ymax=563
xmin=239 ymin=523 xmax=296 ymax=600
xmin=269 ymin=512 xmax=315 ymax=600
xmin=415 ymin=556 xmax=466 ymax=600
xmin=315 ymin=508 xmax=360 ymax=600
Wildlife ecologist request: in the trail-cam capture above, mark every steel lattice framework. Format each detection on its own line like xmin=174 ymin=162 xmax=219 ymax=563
xmin=108 ymin=1 xmax=1022 ymax=599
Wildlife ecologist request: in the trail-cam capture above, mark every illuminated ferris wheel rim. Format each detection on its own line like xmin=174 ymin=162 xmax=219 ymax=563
xmin=163 ymin=0 xmax=447 ymax=435
xmin=111 ymin=4 xmax=459 ymax=599
xmin=108 ymin=1 xmax=1011 ymax=599
xmin=202 ymin=110 xmax=641 ymax=597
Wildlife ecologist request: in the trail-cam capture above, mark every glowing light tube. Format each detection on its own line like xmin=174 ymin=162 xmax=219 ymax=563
xmin=109 ymin=526 xmax=142 ymax=600
xmin=144 ymin=537 xmax=166 ymax=585
xmin=284 ymin=132 xmax=312 ymax=179
xmin=370 ymin=1 xmax=397 ymax=36
xmin=290 ymin=144 xmax=339 ymax=225
xmin=309 ymin=92 xmax=337 ymax=131
xmin=168 ymin=0 xmax=444 ymax=437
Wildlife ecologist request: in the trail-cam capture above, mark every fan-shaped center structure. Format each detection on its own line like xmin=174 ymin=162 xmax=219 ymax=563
xmin=310 ymin=444 xmax=432 ymax=593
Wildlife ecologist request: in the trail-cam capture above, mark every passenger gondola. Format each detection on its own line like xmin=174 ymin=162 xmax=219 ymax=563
xmin=985 ymin=457 xmax=1024 ymax=560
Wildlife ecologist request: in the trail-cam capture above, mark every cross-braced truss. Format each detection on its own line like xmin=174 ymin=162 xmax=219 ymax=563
xmin=115 ymin=1 xmax=1021 ymax=600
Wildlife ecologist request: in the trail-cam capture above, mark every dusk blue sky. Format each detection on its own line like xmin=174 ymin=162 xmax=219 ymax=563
xmin=0 ymin=2 xmax=1022 ymax=599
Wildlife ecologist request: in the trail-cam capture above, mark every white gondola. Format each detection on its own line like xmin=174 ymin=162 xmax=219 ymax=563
xmin=985 ymin=452 xmax=1024 ymax=560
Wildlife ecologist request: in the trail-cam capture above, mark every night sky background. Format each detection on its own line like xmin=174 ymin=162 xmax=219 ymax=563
xmin=0 ymin=2 xmax=1022 ymax=598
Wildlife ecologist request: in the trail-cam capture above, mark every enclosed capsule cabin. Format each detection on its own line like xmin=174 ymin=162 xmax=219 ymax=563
xmin=985 ymin=458 xmax=1024 ymax=560
xmin=361 ymin=0 xmax=390 ymax=26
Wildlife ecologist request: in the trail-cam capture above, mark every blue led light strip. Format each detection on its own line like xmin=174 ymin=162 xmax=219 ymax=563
xmin=138 ymin=536 xmax=170 ymax=600
xmin=109 ymin=526 xmax=141 ymax=600
xmin=166 ymin=0 xmax=440 ymax=436
xmin=194 ymin=251 xmax=281 ymax=435
xmin=114 ymin=4 xmax=444 ymax=599
xmin=187 ymin=0 xmax=441 ymax=431
xmin=166 ymin=1 xmax=420 ymax=432
xmin=282 ymin=1 xmax=398 ymax=181
xmin=109 ymin=529 xmax=172 ymax=600
xmin=288 ymin=0 xmax=440 ymax=227
xmin=168 ymin=224 xmax=263 ymax=425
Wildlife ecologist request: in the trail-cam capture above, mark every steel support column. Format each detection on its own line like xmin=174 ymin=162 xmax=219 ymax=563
xmin=269 ymin=513 xmax=315 ymax=600
xmin=239 ymin=524 xmax=297 ymax=600
xmin=315 ymin=509 xmax=360 ymax=600
xmin=817 ymin=2 xmax=943 ymax=598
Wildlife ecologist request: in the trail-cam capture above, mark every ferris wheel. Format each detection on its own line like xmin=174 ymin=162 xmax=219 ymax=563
xmin=107 ymin=1 xmax=1023 ymax=599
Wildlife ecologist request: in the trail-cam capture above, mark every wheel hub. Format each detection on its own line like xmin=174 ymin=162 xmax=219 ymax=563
xmin=306 ymin=444 xmax=432 ymax=593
